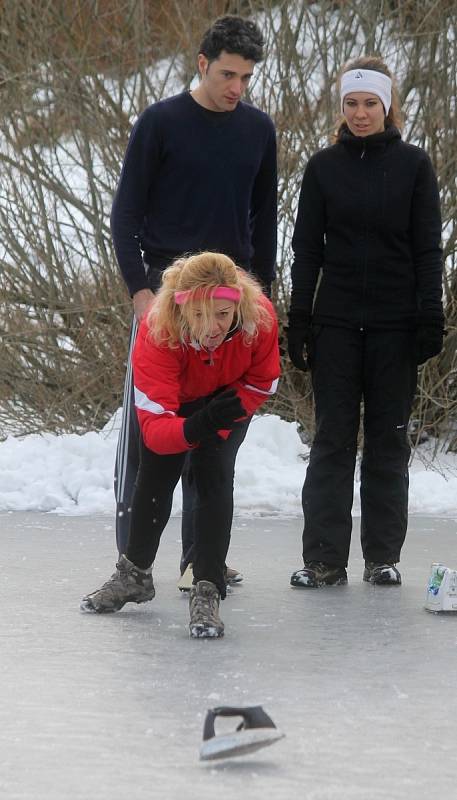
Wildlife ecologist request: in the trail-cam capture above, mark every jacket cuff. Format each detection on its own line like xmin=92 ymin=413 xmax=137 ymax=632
xmin=128 ymin=276 xmax=151 ymax=298
xmin=287 ymin=308 xmax=312 ymax=324
xmin=417 ymin=311 xmax=445 ymax=329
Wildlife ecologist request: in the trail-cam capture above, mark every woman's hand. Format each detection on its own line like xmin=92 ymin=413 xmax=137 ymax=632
xmin=183 ymin=390 xmax=246 ymax=444
xmin=415 ymin=316 xmax=446 ymax=364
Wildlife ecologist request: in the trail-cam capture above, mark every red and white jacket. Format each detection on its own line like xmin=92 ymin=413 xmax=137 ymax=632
xmin=133 ymin=298 xmax=280 ymax=455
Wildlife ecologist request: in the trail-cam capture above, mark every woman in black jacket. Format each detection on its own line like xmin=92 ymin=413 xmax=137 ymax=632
xmin=287 ymin=56 xmax=444 ymax=588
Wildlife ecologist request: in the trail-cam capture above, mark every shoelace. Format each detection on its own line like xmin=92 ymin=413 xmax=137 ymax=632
xmin=96 ymin=570 xmax=127 ymax=594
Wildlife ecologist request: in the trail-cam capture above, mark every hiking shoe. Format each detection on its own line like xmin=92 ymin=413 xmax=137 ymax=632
xmin=363 ymin=562 xmax=402 ymax=585
xmin=189 ymin=580 xmax=224 ymax=638
xmin=80 ymin=554 xmax=155 ymax=613
xmin=179 ymin=564 xmax=243 ymax=592
xmin=225 ymin=565 xmax=243 ymax=585
xmin=290 ymin=561 xmax=348 ymax=588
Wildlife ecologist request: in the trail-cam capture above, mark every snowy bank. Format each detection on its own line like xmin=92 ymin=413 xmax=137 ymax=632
xmin=1 ymin=413 xmax=457 ymax=517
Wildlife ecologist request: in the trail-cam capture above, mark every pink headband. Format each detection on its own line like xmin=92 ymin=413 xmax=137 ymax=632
xmin=174 ymin=286 xmax=242 ymax=305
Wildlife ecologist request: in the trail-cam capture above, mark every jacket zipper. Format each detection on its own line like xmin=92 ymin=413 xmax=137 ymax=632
xmin=361 ymin=146 xmax=368 ymax=330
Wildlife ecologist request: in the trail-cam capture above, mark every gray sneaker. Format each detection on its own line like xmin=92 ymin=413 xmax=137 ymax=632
xmin=80 ymin=554 xmax=155 ymax=613
xmin=189 ymin=580 xmax=224 ymax=638
xmin=225 ymin=565 xmax=244 ymax=585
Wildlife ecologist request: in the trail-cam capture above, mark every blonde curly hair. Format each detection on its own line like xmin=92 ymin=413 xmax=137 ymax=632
xmin=147 ymin=251 xmax=272 ymax=347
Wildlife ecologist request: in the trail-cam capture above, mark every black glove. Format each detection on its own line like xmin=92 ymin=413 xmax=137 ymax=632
xmin=286 ymin=309 xmax=312 ymax=372
xmin=415 ymin=315 xmax=445 ymax=365
xmin=183 ymin=390 xmax=246 ymax=444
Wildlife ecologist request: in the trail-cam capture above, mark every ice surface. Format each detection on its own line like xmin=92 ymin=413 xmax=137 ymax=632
xmin=1 ymin=511 xmax=457 ymax=799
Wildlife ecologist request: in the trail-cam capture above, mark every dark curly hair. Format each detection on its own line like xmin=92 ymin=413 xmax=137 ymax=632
xmin=198 ymin=15 xmax=264 ymax=64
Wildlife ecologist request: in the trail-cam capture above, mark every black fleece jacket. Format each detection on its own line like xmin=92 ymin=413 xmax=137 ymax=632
xmin=290 ymin=126 xmax=443 ymax=329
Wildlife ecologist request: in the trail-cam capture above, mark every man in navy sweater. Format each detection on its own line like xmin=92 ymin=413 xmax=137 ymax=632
xmin=110 ymin=15 xmax=277 ymax=586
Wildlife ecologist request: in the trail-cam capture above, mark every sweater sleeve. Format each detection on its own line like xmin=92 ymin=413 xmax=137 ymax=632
xmin=228 ymin=300 xmax=280 ymax=416
xmin=290 ymin=156 xmax=326 ymax=313
xmin=132 ymin=322 xmax=193 ymax=455
xmin=110 ymin=107 xmax=163 ymax=297
xmin=411 ymin=154 xmax=443 ymax=319
xmin=249 ymin=119 xmax=278 ymax=289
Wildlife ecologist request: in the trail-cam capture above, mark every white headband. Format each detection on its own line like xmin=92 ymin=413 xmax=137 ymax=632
xmin=340 ymin=69 xmax=392 ymax=116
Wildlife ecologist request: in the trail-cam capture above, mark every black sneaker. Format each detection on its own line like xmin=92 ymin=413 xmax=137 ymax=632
xmin=290 ymin=561 xmax=348 ymax=588
xmin=363 ymin=562 xmax=401 ymax=585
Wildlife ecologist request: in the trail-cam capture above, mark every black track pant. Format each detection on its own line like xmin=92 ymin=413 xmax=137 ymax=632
xmin=125 ymin=418 xmax=249 ymax=599
xmin=114 ymin=318 xmax=195 ymax=560
xmin=302 ymin=326 xmax=417 ymax=567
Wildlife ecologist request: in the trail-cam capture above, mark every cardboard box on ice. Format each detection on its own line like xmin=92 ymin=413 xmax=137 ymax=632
xmin=425 ymin=563 xmax=457 ymax=613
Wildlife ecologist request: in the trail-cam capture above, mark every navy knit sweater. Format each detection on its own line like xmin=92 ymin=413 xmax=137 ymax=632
xmin=110 ymin=92 xmax=277 ymax=296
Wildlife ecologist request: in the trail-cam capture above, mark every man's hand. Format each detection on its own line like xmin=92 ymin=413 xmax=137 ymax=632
xmin=133 ymin=288 xmax=155 ymax=323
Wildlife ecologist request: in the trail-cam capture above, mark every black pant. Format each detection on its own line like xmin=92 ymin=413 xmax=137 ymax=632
xmin=126 ymin=416 xmax=250 ymax=599
xmin=114 ymin=318 xmax=196 ymax=560
xmin=302 ymin=326 xmax=417 ymax=567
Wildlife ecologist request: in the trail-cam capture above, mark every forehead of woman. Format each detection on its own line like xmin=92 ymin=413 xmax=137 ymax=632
xmin=344 ymin=91 xmax=382 ymax=102
xmin=187 ymin=298 xmax=237 ymax=314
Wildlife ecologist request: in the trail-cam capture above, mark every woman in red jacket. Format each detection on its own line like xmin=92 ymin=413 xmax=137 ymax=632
xmin=81 ymin=252 xmax=280 ymax=638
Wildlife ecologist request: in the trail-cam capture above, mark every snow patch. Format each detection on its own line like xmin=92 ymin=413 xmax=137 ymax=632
xmin=1 ymin=413 xmax=457 ymax=518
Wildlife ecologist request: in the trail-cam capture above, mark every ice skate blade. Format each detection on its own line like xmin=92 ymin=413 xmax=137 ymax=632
xmin=200 ymin=728 xmax=284 ymax=760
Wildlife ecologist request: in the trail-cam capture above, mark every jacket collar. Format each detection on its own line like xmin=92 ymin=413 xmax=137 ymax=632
xmin=189 ymin=322 xmax=242 ymax=357
xmin=338 ymin=124 xmax=401 ymax=151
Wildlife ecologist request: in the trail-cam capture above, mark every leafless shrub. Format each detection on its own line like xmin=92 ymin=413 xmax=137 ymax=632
xmin=0 ymin=0 xmax=456 ymax=447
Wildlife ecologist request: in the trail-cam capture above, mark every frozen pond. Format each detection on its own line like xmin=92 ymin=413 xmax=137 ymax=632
xmin=1 ymin=511 xmax=457 ymax=799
